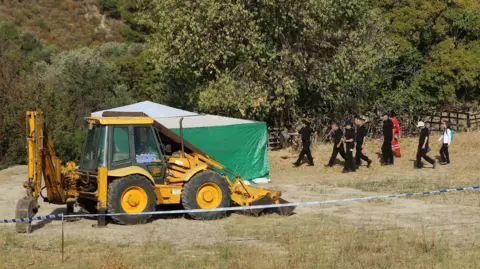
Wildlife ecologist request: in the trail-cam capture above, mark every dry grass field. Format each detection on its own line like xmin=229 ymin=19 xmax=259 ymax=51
xmin=1 ymin=132 xmax=480 ymax=268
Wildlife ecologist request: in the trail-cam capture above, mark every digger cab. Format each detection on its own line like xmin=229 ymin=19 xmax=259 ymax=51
xmin=78 ymin=117 xmax=167 ymax=184
xmin=75 ymin=116 xmax=188 ymax=225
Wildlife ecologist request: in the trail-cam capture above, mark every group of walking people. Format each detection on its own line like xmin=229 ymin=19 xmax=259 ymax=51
xmin=293 ymin=112 xmax=454 ymax=171
xmin=325 ymin=118 xmax=372 ymax=173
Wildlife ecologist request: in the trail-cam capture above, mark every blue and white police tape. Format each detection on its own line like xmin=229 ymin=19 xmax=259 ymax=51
xmin=1 ymin=185 xmax=479 ymax=224
xmin=0 ymin=214 xmax=62 ymax=224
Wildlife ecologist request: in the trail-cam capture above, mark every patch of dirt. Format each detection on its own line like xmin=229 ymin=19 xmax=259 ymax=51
xmin=1 ymin=133 xmax=480 ymax=250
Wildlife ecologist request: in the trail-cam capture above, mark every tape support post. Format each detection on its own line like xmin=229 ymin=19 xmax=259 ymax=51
xmin=1 ymin=185 xmax=479 ymax=224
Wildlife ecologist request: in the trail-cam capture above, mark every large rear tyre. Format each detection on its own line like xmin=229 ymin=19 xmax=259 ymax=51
xmin=107 ymin=175 xmax=156 ymax=225
xmin=15 ymin=198 xmax=38 ymax=234
xmin=182 ymin=171 xmax=231 ymax=220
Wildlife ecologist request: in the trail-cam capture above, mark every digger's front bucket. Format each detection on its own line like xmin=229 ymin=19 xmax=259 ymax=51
xmin=231 ymin=179 xmax=296 ymax=217
xmin=276 ymin=198 xmax=296 ymax=216
xmin=248 ymin=196 xmax=296 ymax=217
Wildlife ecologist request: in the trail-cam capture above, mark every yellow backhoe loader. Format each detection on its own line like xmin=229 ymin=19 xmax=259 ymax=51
xmin=15 ymin=110 xmax=295 ymax=233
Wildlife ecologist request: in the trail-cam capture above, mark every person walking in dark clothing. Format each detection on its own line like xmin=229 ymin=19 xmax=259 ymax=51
xmin=327 ymin=122 xmax=346 ymax=167
xmin=382 ymin=113 xmax=395 ymax=165
xmin=343 ymin=121 xmax=356 ymax=173
xmin=293 ymin=122 xmax=315 ymax=167
xmin=355 ymin=117 xmax=372 ymax=169
xmin=416 ymin=121 xmax=436 ymax=169
xmin=438 ymin=120 xmax=452 ymax=165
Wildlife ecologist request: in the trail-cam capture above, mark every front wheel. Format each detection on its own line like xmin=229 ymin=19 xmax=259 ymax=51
xmin=182 ymin=171 xmax=231 ymax=220
xmin=107 ymin=175 xmax=156 ymax=225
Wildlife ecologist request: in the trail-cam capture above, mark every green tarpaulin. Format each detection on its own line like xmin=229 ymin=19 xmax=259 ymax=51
xmin=170 ymin=122 xmax=269 ymax=182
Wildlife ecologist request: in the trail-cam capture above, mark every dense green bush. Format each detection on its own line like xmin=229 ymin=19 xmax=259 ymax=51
xmin=30 ymin=43 xmax=149 ymax=161
xmin=98 ymin=0 xmax=121 ymax=19
xmin=0 ymin=26 xmax=147 ymax=164
xmin=0 ymin=21 xmax=56 ymax=165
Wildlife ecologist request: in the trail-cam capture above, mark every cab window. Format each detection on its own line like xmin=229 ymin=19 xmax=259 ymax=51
xmin=79 ymin=125 xmax=106 ymax=171
xmin=134 ymin=127 xmax=160 ymax=163
xmin=112 ymin=127 xmax=130 ymax=162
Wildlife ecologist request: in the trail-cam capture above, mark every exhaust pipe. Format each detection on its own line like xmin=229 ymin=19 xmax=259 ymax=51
xmin=180 ymin=117 xmax=184 ymax=158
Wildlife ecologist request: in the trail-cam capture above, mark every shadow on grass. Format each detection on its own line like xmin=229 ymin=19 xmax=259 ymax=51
xmin=150 ymin=204 xmax=187 ymax=221
xmin=32 ymin=207 xmax=67 ymax=232
xmin=333 ymin=159 xmax=345 ymax=166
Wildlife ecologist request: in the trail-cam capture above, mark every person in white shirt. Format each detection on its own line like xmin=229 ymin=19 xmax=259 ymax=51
xmin=438 ymin=121 xmax=451 ymax=165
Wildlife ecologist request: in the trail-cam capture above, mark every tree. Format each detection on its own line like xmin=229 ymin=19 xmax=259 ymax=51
xmin=378 ymin=0 xmax=480 ymax=106
xmin=118 ymin=0 xmax=153 ymax=42
xmin=30 ymin=43 xmax=144 ymax=161
xmin=136 ymin=0 xmax=392 ymax=126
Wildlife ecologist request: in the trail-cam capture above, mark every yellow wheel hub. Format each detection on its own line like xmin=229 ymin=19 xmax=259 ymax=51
xmin=121 ymin=186 xmax=148 ymax=213
xmin=196 ymin=183 xmax=222 ymax=209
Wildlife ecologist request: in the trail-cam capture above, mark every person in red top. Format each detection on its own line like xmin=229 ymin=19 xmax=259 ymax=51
xmin=390 ymin=112 xmax=401 ymax=157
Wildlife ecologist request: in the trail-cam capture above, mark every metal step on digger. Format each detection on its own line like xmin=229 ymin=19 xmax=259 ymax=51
xmin=15 ymin=110 xmax=295 ymax=233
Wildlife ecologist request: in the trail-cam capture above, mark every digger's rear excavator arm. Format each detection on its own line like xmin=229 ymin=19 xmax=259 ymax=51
xmin=16 ymin=110 xmax=67 ymax=233
xmin=25 ymin=110 xmax=65 ymax=203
